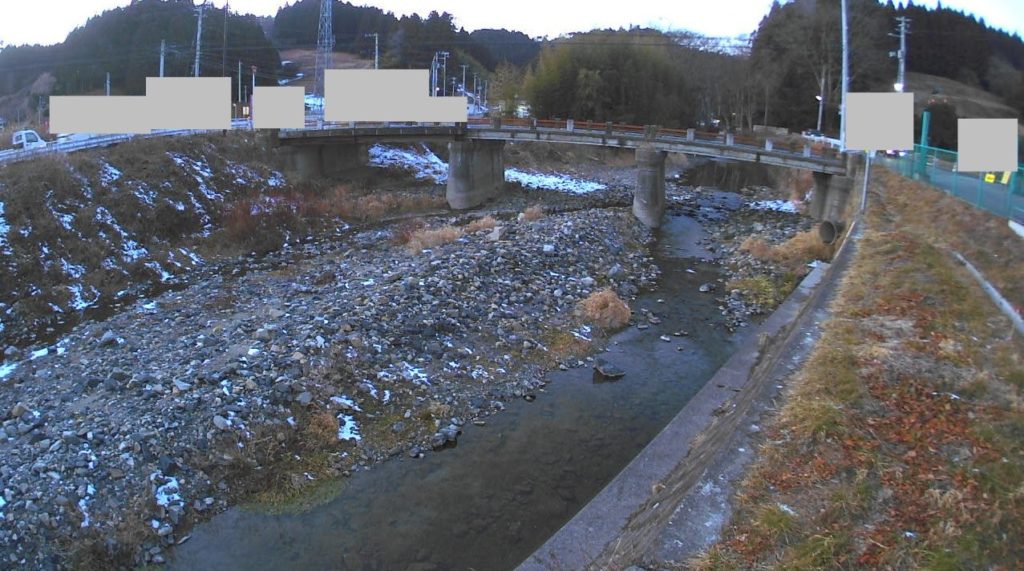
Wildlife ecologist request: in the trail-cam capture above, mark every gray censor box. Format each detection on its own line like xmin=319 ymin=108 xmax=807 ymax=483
xmin=50 ymin=96 xmax=151 ymax=134
xmin=845 ymin=92 xmax=913 ymax=151
xmin=253 ymin=86 xmax=305 ymax=129
xmin=146 ymin=77 xmax=231 ymax=131
xmin=957 ymin=119 xmax=1018 ymax=172
xmin=324 ymin=69 xmax=467 ymax=123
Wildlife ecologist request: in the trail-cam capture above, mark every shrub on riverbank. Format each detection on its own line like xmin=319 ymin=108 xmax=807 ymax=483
xmin=406 ymin=225 xmax=462 ymax=253
xmin=578 ymin=288 xmax=631 ymax=329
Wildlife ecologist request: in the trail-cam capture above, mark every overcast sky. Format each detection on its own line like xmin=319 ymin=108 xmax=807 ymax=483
xmin=1 ymin=0 xmax=1022 ymax=47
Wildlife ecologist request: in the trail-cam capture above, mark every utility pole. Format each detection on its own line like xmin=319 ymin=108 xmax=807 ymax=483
xmin=430 ymin=52 xmax=438 ymax=96
xmin=159 ymin=39 xmax=166 ymax=78
xmin=460 ymin=64 xmax=467 ymax=95
xmin=816 ymin=68 xmax=825 ymax=131
xmin=222 ymin=2 xmax=229 ymax=76
xmin=314 ymin=0 xmax=334 ymax=99
xmin=105 ymin=72 xmax=110 ymax=96
xmin=251 ymin=65 xmax=257 ymax=129
xmin=440 ymin=52 xmax=449 ymax=96
xmin=839 ymin=0 xmax=849 ymax=152
xmin=237 ymin=60 xmax=242 ymax=102
xmin=194 ymin=2 xmax=207 ymax=78
xmin=365 ymin=32 xmax=379 ymax=69
xmin=889 ymin=16 xmax=910 ymax=91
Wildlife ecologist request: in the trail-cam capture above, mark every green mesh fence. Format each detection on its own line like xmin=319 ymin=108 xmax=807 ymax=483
xmin=879 ymin=144 xmax=1024 ymax=223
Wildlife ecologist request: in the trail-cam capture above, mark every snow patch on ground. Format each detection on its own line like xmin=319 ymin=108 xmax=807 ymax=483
xmin=150 ymin=472 xmax=183 ymax=507
xmin=61 ymin=259 xmax=86 ymax=279
xmin=133 ymin=183 xmax=158 ymax=207
xmin=0 ymin=362 xmax=16 ymax=380
xmin=267 ymin=171 xmax=286 ymax=188
xmin=144 ymin=261 xmax=173 ymax=282
xmin=95 ymin=206 xmax=149 ymax=262
xmin=337 ymin=414 xmax=361 ymax=441
xmin=506 ymin=168 xmax=606 ymax=194
xmin=169 ymin=154 xmax=223 ymax=201
xmin=68 ymin=284 xmax=99 ymax=311
xmin=100 ymin=162 xmax=122 ymax=186
xmin=369 ymin=144 xmax=448 ymax=183
xmin=0 ymin=201 xmax=10 ymax=255
xmin=749 ymin=199 xmax=799 ymax=214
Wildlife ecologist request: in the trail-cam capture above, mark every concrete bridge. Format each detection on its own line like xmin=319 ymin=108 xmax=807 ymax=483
xmin=276 ymin=118 xmax=852 ymax=228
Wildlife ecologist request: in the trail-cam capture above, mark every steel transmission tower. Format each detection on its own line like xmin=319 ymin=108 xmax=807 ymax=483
xmin=314 ymin=0 xmax=334 ymax=99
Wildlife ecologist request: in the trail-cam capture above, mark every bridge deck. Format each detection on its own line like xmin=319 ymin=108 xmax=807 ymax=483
xmin=277 ymin=121 xmax=847 ymax=175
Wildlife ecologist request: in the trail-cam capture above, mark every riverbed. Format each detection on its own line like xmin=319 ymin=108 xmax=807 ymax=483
xmin=168 ymin=212 xmax=736 ymax=570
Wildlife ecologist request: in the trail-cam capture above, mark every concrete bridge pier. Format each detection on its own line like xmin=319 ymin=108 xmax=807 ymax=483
xmin=633 ymin=145 xmax=667 ymax=228
xmin=279 ymin=144 xmax=367 ymax=181
xmin=447 ymin=140 xmax=506 ymax=209
xmin=321 ymin=144 xmax=368 ymax=176
xmin=278 ymin=145 xmax=323 ymax=181
xmin=809 ymin=172 xmax=854 ymax=222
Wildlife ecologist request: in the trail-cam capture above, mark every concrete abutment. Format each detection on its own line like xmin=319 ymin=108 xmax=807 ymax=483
xmin=809 ymin=171 xmax=854 ymax=224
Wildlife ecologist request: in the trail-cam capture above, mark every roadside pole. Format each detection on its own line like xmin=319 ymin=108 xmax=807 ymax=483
xmin=862 ymin=152 xmax=873 ymax=212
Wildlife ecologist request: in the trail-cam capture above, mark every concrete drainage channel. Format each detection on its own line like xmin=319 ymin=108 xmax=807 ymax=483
xmin=519 ymin=222 xmax=861 ymax=570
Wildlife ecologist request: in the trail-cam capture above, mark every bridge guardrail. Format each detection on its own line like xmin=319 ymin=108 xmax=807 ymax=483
xmin=0 ymin=119 xmax=253 ymax=165
xmin=4 ymin=114 xmax=843 ymax=166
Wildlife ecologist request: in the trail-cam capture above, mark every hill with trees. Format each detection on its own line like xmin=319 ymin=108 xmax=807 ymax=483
xmin=0 ymin=0 xmax=279 ymax=115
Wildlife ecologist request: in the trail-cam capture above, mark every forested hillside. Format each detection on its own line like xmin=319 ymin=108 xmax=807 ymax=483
xmin=0 ymin=0 xmax=279 ymax=101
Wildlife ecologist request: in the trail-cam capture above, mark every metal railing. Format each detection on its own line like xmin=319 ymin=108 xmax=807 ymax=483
xmin=3 ymin=114 xmax=842 ymax=168
xmin=879 ymin=144 xmax=1024 ymax=222
xmin=0 ymin=118 xmax=253 ymax=165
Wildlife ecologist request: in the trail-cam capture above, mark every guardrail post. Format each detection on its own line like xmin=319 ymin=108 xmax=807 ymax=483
xmin=765 ymin=139 xmax=773 ymax=152
xmin=803 ymin=144 xmax=812 ymax=157
xmin=567 ymin=119 xmax=574 ymax=132
xmin=686 ymin=128 xmax=695 ymax=142
xmin=531 ymin=118 xmax=538 ymax=131
xmin=605 ymin=122 xmax=613 ymax=136
xmin=725 ymin=132 xmax=734 ymax=146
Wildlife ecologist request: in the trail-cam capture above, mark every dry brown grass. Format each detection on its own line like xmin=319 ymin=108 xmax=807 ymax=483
xmin=520 ymin=204 xmax=545 ymax=222
xmin=740 ymin=231 xmax=834 ymax=267
xmin=688 ymin=167 xmax=1024 ymax=571
xmin=390 ymin=217 xmax=426 ymax=246
xmin=304 ymin=411 xmax=340 ymax=446
xmin=465 ymin=215 xmax=498 ymax=233
xmin=406 ymin=225 xmax=463 ymax=253
xmin=875 ymin=168 xmax=1024 ymax=309
xmin=328 ymin=186 xmax=446 ymax=222
xmin=578 ymin=288 xmax=631 ymax=329
xmin=773 ymin=230 xmax=835 ymax=266
xmin=738 ymin=236 xmax=773 ymax=259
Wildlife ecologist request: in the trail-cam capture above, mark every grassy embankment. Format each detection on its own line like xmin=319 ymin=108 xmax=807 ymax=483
xmin=689 ymin=167 xmax=1024 ymax=569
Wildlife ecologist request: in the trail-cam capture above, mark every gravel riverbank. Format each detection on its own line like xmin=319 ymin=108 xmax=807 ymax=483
xmin=0 ymin=152 xmax=818 ymax=569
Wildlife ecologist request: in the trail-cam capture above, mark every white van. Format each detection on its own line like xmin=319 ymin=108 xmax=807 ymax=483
xmin=12 ymin=130 xmax=46 ymax=150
